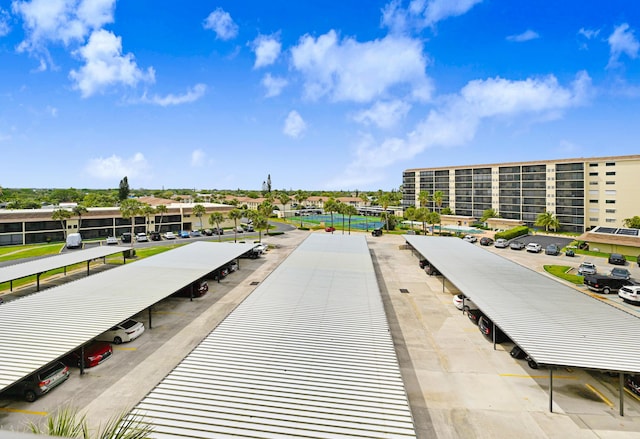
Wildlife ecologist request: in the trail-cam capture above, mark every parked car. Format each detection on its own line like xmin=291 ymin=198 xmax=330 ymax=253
xmin=466 ymin=308 xmax=484 ymax=324
xmin=619 ymin=285 xmax=640 ymax=304
xmin=242 ymin=224 xmax=254 ymax=232
xmin=425 ymin=264 xmax=440 ymax=276
xmin=172 ymin=280 xmax=209 ymax=298
xmin=608 ymin=253 xmax=627 ymax=265
xmin=583 ymin=274 xmax=635 ymax=294
xmin=96 ymin=319 xmax=145 ymax=344
xmin=136 ymin=232 xmax=148 ymax=242
xmin=453 ymin=293 xmax=478 ymax=311
xmin=509 ymin=241 xmax=525 ymax=250
xmin=190 ymin=230 xmax=202 ymax=237
xmin=325 ymin=226 xmax=335 ymax=232
xmin=525 ymin=242 xmax=542 ymax=253
xmin=239 ymin=248 xmax=260 ymax=259
xmin=62 ymin=341 xmax=113 ymax=368
xmin=149 ymin=231 xmax=161 ymax=241
xmin=372 ymin=228 xmax=383 ymax=237
xmin=163 ymin=231 xmax=177 ymax=239
xmin=479 ymin=237 xmax=494 ymax=246
xmin=253 ymin=243 xmax=268 ymax=253
xmin=121 ymin=232 xmax=132 ymax=243
xmin=226 ymin=261 xmax=239 ymax=272
xmin=565 ymin=249 xmax=575 ymax=257
xmin=66 ymin=232 xmax=82 ymax=249
xmin=610 ymin=267 xmax=631 ymax=280
xmin=105 ymin=236 xmax=118 ymax=245
xmin=2 ymin=361 xmax=70 ymax=402
xmin=626 ymin=375 xmax=640 ymax=396
xmin=419 ymin=259 xmax=429 ymax=269
xmin=494 ymin=238 xmax=509 ymax=248
xmin=478 ymin=315 xmax=509 ymax=343
xmin=203 ymin=229 xmax=213 ymax=236
xmin=463 ymin=235 xmax=477 ymax=243
xmin=545 ymin=244 xmax=560 ymax=256
xmin=179 ymin=230 xmax=190 ymax=238
xmin=510 ymin=345 xmax=539 ymax=369
xmin=577 ymin=262 xmax=597 ymax=276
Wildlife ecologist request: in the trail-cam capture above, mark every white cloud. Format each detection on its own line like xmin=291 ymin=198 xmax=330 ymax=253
xmin=144 ymin=83 xmax=207 ymax=106
xmin=607 ymin=23 xmax=639 ymax=69
xmin=191 ymin=149 xmax=205 ymax=167
xmin=251 ymin=34 xmax=281 ymax=68
xmin=46 ymin=105 xmax=58 ymax=116
xmin=327 ymin=71 xmax=592 ymax=188
xmin=290 ymin=30 xmax=432 ymax=103
xmin=422 ymin=0 xmax=483 ymax=26
xmin=283 ymin=110 xmax=307 ymax=139
xmin=352 ymin=100 xmax=411 ymax=128
xmin=261 ymin=73 xmax=288 ymax=97
xmin=0 ymin=8 xmax=11 ymax=36
xmin=382 ymin=0 xmax=482 ymax=33
xmin=69 ymin=29 xmax=155 ymax=97
xmin=506 ymin=30 xmax=539 ymax=42
xmin=578 ymin=28 xmax=600 ymax=39
xmin=85 ymin=152 xmax=149 ymax=180
xmin=12 ymin=0 xmax=115 ymax=67
xmin=203 ymin=7 xmax=238 ymax=40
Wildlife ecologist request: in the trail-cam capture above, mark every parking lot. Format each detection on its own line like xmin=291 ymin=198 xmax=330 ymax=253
xmin=1 ymin=230 xmax=640 ymax=438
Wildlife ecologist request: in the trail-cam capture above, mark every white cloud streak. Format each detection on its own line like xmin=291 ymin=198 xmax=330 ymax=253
xmin=506 ymin=30 xmax=539 ymax=42
xmin=0 ymin=8 xmax=11 ymax=36
xmin=352 ymin=100 xmax=411 ymax=128
xmin=283 ymin=110 xmax=307 ymax=138
xmin=290 ymin=30 xmax=432 ymax=103
xmin=69 ymin=29 xmax=155 ymax=97
xmin=261 ymin=73 xmax=288 ymax=98
xmin=327 ymin=72 xmax=592 ymax=188
xmin=251 ymin=34 xmax=281 ymax=68
xmin=203 ymin=7 xmax=238 ymax=40
xmin=191 ymin=149 xmax=205 ymax=167
xmin=382 ymin=0 xmax=483 ymax=33
xmin=607 ymin=23 xmax=639 ymax=69
xmin=85 ymin=152 xmax=149 ymax=180
xmin=144 ymin=83 xmax=207 ymax=106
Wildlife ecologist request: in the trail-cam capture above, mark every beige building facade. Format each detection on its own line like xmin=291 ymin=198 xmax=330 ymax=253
xmin=403 ymin=154 xmax=640 ymax=233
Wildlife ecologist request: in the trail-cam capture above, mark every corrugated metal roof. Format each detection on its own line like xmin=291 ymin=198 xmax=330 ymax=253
xmin=130 ymin=234 xmax=417 ymax=439
xmin=405 ymin=235 xmax=640 ymax=373
xmin=0 ymin=242 xmax=257 ymax=392
xmin=0 ymin=246 xmax=128 ymax=284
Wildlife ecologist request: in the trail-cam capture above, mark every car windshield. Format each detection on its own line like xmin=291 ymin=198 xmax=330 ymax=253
xmin=120 ymin=320 xmax=137 ymax=329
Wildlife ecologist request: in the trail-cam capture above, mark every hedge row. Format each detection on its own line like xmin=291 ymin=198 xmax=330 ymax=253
xmin=495 ymin=226 xmax=529 ymax=241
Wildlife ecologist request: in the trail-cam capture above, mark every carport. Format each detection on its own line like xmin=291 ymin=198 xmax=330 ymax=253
xmin=0 ymin=241 xmax=257 ymax=392
xmin=405 ymin=235 xmax=640 ymax=416
xmin=0 ymin=246 xmax=129 ymax=292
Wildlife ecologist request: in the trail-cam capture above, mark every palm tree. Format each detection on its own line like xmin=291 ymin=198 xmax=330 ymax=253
xmin=295 ymin=190 xmax=308 ymax=227
xmin=359 ymin=193 xmax=370 ymax=231
xmin=209 ymin=212 xmax=224 ymax=242
xmin=228 ymin=208 xmax=243 ymax=243
xmin=192 ymin=204 xmax=206 ymax=231
xmin=119 ymin=199 xmax=143 ymax=248
xmin=404 ymin=206 xmax=417 ymax=232
xmin=324 ymin=198 xmax=338 ymax=232
xmin=141 ymin=205 xmax=156 ymax=233
xmin=415 ymin=207 xmax=429 ymax=234
xmin=378 ymin=193 xmax=391 ymax=231
xmin=155 ymin=204 xmax=168 ymax=232
xmin=418 ymin=191 xmax=430 ymax=209
xmin=428 ymin=211 xmax=440 ymax=235
xmin=336 ymin=201 xmax=346 ymax=234
xmin=52 ymin=208 xmax=72 ymax=240
xmin=344 ymin=204 xmax=358 ymax=235
xmin=277 ymin=192 xmax=290 ymax=219
xmin=433 ymin=191 xmax=444 ymax=213
xmin=480 ymin=208 xmax=499 ymax=224
xmin=258 ymin=200 xmax=273 ymax=235
xmin=72 ymin=205 xmax=88 ymax=231
xmin=535 ymin=211 xmax=560 ymax=232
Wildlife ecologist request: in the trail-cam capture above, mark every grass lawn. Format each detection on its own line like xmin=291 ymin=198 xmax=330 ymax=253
xmin=543 ymin=265 xmax=584 ymax=285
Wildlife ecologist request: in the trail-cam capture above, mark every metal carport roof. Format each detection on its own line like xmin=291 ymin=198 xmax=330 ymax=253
xmin=0 ymin=241 xmax=257 ymax=393
xmin=0 ymin=245 xmax=128 ymax=285
xmin=129 ymin=233 xmax=417 ymax=438
xmin=405 ymin=235 xmax=640 ymax=374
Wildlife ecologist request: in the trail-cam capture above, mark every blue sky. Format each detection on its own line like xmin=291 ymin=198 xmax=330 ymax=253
xmin=1 ymin=1 xmax=639 ymax=192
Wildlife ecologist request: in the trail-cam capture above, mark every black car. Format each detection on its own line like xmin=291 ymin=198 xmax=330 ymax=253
xmin=371 ymin=228 xmax=383 ymax=237
xmin=149 ymin=231 xmax=161 ymax=241
xmin=479 ymin=237 xmax=494 ymax=246
xmin=626 ymin=375 xmax=640 ymax=396
xmin=478 ymin=315 xmax=509 ymax=343
xmin=545 ymin=244 xmax=560 ymax=256
xmin=583 ymin=274 xmax=635 ymax=294
xmin=466 ymin=308 xmax=484 ymax=324
xmin=419 ymin=259 xmax=429 ymax=269
xmin=608 ymin=253 xmax=626 ymax=265
xmin=510 ymin=345 xmax=539 ymax=369
xmin=121 ymin=232 xmax=132 ymax=243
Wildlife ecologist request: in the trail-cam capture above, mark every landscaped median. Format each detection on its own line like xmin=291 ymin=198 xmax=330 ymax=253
xmin=543 ymin=265 xmax=584 ymax=285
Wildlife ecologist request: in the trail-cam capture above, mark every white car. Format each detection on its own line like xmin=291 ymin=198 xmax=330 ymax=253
xmin=462 ymin=235 xmax=477 ymax=243
xmin=494 ymin=238 xmax=509 ymax=248
xmin=163 ymin=231 xmax=177 ymax=240
xmin=453 ymin=293 xmax=478 ymax=311
xmin=525 ymin=243 xmax=542 ymax=253
xmin=577 ymin=262 xmax=597 ymax=276
xmin=136 ymin=232 xmax=148 ymax=242
xmin=96 ymin=319 xmax=145 ymax=344
xmin=105 ymin=236 xmax=118 ymax=245
xmin=619 ymin=285 xmax=640 ymax=304
xmin=253 ymin=243 xmax=268 ymax=253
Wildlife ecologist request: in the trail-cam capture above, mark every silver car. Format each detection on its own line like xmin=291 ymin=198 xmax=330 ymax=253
xmin=578 ymin=262 xmax=597 ymax=276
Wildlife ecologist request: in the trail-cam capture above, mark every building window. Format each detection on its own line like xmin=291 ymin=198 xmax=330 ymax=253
xmin=589 ymin=181 xmax=598 ymax=185
xmin=589 ymin=163 xmax=598 ymax=167
xmin=606 ymin=171 xmax=616 ymax=176
xmin=589 ymin=172 xmax=598 ymax=176
xmin=606 ymin=162 xmax=615 ymax=166
xmin=606 ymin=209 xmax=616 ymax=213
xmin=589 ymin=208 xmax=599 ymax=213
xmin=605 ymin=200 xmax=616 ymax=204
xmin=589 ymin=217 xmax=598 ymax=221
xmin=606 ymin=181 xmax=615 ymax=185
xmin=605 ymin=190 xmax=616 ymax=195
xmin=589 ymin=190 xmax=598 ymax=195
xmin=590 ymin=200 xmax=598 ymax=203
xmin=605 ymin=218 xmax=616 ymax=223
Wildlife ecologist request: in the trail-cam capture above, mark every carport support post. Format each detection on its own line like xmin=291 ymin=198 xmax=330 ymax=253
xmin=442 ymin=276 xmax=445 ymax=293
xmin=492 ymin=322 xmax=496 ymax=350
xmin=620 ymin=373 xmax=625 ymax=416
xmin=148 ymin=305 xmax=153 ymax=329
xmin=86 ymin=260 xmax=90 ymax=276
xmin=36 ymin=273 xmax=41 ymax=291
xmin=549 ymin=368 xmax=554 ymax=412
xmin=80 ymin=346 xmax=85 ymax=376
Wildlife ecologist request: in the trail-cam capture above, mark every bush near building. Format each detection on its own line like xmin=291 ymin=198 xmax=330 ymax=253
xmin=495 ymin=226 xmax=529 ymax=241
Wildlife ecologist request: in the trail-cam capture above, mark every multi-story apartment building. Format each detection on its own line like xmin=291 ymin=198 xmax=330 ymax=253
xmin=403 ymin=155 xmax=640 ymax=233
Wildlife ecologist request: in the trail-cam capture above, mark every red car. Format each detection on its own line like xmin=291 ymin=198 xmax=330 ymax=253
xmin=325 ymin=226 xmax=335 ymax=232
xmin=172 ymin=280 xmax=209 ymax=298
xmin=63 ymin=341 xmax=113 ymax=368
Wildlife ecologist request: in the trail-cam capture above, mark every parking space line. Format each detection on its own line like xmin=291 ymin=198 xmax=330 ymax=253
xmin=152 ymin=311 xmax=186 ymax=315
xmin=113 ymin=347 xmax=137 ymax=351
xmin=0 ymin=407 xmax=47 ymax=416
xmin=500 ymin=373 xmax=577 ymax=380
xmin=585 ymin=383 xmax=614 ymax=407
xmin=624 ymin=387 xmax=640 ymax=402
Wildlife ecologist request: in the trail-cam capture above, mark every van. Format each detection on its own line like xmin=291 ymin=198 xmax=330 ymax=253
xmin=66 ymin=233 xmax=82 ymax=249
xmin=583 ymin=274 xmax=634 ymax=294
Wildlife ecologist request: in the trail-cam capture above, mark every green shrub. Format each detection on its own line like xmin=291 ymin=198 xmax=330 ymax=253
xmin=495 ymin=226 xmax=529 ymax=240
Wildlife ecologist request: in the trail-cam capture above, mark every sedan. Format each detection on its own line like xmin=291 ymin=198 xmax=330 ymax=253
xmin=610 ymin=267 xmax=631 ymax=280
xmin=136 ymin=232 xmax=148 ymax=242
xmin=509 ymin=241 xmax=525 ymax=250
xmin=608 ymin=253 xmax=626 ymax=265
xmin=545 ymin=244 xmax=560 ymax=256
xmin=325 ymin=226 xmax=335 ymax=232
xmin=96 ymin=319 xmax=145 ymax=344
xmin=453 ymin=293 xmax=477 ymax=311
xmin=479 ymin=237 xmax=494 ymax=246
xmin=577 ymin=262 xmax=597 ymax=276
xmin=463 ymin=235 xmax=477 ymax=243
xmin=62 ymin=341 xmax=113 ymax=368
xmin=163 ymin=231 xmax=177 ymax=240
xmin=179 ymin=231 xmax=190 ymax=238
xmin=105 ymin=236 xmax=118 ymax=245
xmin=525 ymin=243 xmax=542 ymax=253
xmin=494 ymin=238 xmax=509 ymax=248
